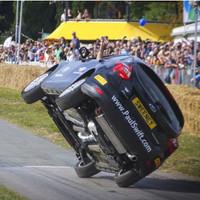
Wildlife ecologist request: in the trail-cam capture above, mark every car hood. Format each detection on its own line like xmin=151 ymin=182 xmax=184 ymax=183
xmin=41 ymin=59 xmax=99 ymax=93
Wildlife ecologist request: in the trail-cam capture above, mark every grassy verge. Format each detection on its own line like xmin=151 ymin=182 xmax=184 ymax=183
xmin=0 ymin=87 xmax=68 ymax=148
xmin=161 ymin=133 xmax=200 ymax=177
xmin=0 ymin=87 xmax=199 ymax=177
xmin=0 ymin=185 xmax=28 ymax=200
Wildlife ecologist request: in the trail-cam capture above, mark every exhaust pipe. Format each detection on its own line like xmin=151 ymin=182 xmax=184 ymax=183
xmin=78 ymin=132 xmax=95 ymax=142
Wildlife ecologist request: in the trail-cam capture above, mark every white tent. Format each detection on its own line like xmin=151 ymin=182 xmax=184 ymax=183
xmin=171 ymin=22 xmax=200 ymax=42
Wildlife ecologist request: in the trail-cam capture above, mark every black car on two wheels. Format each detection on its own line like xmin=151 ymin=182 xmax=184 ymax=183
xmin=21 ymin=54 xmax=184 ymax=187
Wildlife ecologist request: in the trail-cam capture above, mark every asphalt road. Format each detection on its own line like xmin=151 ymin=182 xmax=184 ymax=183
xmin=0 ymin=119 xmax=199 ymax=200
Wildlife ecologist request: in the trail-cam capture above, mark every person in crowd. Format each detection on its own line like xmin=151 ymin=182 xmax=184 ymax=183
xmin=164 ymin=52 xmax=178 ymax=84
xmin=75 ymin=10 xmax=82 ymax=21
xmin=59 ymin=37 xmax=67 ymax=49
xmin=54 ymin=44 xmax=62 ymax=62
xmin=68 ymin=42 xmax=80 ymax=61
xmin=82 ymin=9 xmax=90 ymax=21
xmin=44 ymin=45 xmax=56 ymax=68
xmin=71 ymin=32 xmax=80 ymax=50
xmin=191 ymin=67 xmax=200 ymax=88
xmin=60 ymin=9 xmax=66 ymax=22
xmin=67 ymin=8 xmax=73 ymax=19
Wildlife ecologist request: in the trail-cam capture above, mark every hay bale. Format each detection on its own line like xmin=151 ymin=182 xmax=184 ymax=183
xmin=168 ymin=85 xmax=200 ymax=136
xmin=0 ymin=64 xmax=46 ymax=90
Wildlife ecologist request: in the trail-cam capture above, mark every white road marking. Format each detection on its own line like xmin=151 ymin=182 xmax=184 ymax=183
xmin=23 ymin=165 xmax=72 ymax=169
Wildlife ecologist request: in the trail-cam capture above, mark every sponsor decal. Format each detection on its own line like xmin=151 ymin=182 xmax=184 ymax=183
xmin=79 ymin=67 xmax=87 ymax=72
xmin=94 ymin=75 xmax=107 ymax=85
xmin=55 ymin=74 xmax=63 ymax=77
xmin=62 ymin=67 xmax=70 ymax=72
xmin=132 ymin=97 xmax=157 ymax=130
xmin=73 ymin=71 xmax=82 ymax=75
xmin=111 ymin=95 xmax=152 ymax=153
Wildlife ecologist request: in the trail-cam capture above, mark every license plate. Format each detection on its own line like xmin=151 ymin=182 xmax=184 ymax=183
xmin=132 ymin=97 xmax=157 ymax=129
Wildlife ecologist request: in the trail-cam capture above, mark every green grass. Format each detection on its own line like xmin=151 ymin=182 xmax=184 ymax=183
xmin=0 ymin=185 xmax=28 ymax=200
xmin=161 ymin=133 xmax=200 ymax=177
xmin=0 ymin=87 xmax=199 ymax=177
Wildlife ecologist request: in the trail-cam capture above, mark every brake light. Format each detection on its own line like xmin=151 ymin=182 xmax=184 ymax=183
xmin=167 ymin=138 xmax=178 ymax=154
xmin=113 ymin=63 xmax=132 ymax=80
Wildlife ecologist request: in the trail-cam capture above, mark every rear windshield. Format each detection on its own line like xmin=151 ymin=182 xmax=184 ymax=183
xmin=136 ymin=63 xmax=181 ymax=133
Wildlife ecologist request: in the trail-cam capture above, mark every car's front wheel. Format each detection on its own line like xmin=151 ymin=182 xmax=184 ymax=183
xmin=115 ymin=169 xmax=140 ymax=187
xmin=21 ymin=72 xmax=49 ymax=104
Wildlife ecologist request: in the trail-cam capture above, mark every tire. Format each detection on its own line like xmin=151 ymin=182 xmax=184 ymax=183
xmin=74 ymin=160 xmax=100 ymax=178
xmin=56 ymin=79 xmax=87 ymax=110
xmin=21 ymin=72 xmax=49 ymax=104
xmin=115 ymin=169 xmax=140 ymax=187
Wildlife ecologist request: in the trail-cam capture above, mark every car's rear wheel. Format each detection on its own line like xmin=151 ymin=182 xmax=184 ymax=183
xmin=56 ymin=79 xmax=87 ymax=110
xmin=74 ymin=160 xmax=100 ymax=178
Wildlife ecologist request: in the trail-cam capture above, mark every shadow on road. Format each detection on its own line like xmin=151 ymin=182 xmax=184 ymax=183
xmin=78 ymin=172 xmax=200 ymax=194
xmin=134 ymin=177 xmax=200 ymax=193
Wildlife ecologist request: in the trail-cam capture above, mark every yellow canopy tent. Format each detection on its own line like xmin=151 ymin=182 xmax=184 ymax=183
xmin=46 ymin=21 xmax=172 ymax=42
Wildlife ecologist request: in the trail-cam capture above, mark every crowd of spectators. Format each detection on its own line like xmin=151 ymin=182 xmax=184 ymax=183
xmin=61 ymin=8 xmax=91 ymax=22
xmin=0 ymin=32 xmax=81 ymax=67
xmin=0 ymin=32 xmax=200 ymax=87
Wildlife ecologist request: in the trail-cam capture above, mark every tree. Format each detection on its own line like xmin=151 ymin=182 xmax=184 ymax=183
xmin=22 ymin=1 xmax=57 ymax=40
xmin=128 ymin=1 xmax=180 ymax=24
xmin=71 ymin=1 xmax=86 ymax=17
xmin=144 ymin=2 xmax=178 ymax=22
xmin=0 ymin=1 xmax=15 ymax=42
xmin=0 ymin=1 xmax=14 ymax=32
xmin=129 ymin=1 xmax=150 ymax=20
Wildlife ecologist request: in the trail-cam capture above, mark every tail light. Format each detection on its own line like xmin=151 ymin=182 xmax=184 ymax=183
xmin=113 ymin=63 xmax=133 ymax=80
xmin=167 ymin=138 xmax=178 ymax=154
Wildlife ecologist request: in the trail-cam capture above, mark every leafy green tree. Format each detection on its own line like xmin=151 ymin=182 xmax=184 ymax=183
xmin=129 ymin=1 xmax=180 ymax=24
xmin=144 ymin=2 xmax=178 ymax=22
xmin=54 ymin=1 xmax=64 ymax=26
xmin=0 ymin=1 xmax=15 ymax=42
xmin=0 ymin=1 xmax=14 ymax=32
xmin=71 ymin=1 xmax=86 ymax=17
xmin=129 ymin=1 xmax=150 ymax=20
xmin=22 ymin=1 xmax=57 ymax=40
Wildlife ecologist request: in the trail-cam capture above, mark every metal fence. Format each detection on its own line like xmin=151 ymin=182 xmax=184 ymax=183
xmin=152 ymin=65 xmax=193 ymax=86
xmin=1 ymin=58 xmax=196 ymax=87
